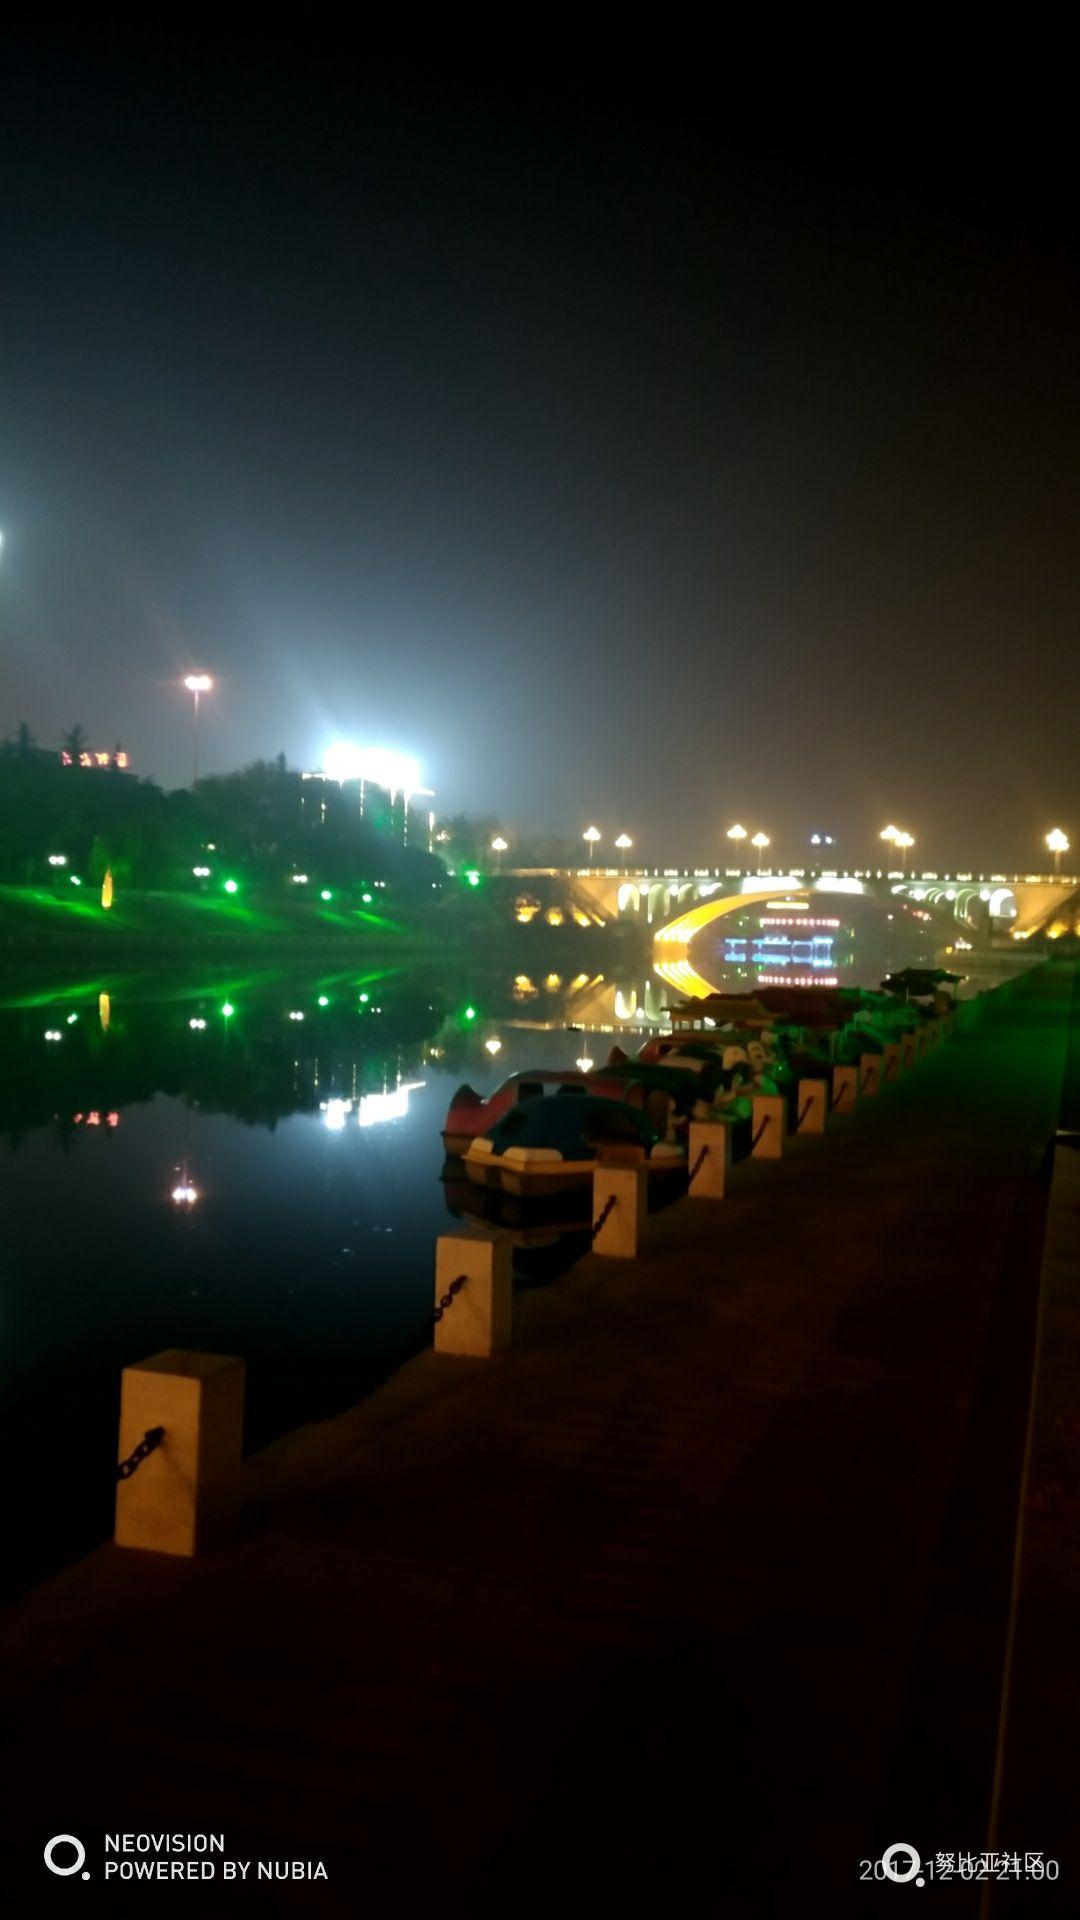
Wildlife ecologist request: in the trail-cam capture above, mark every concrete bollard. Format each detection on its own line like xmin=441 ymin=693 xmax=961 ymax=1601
xmin=859 ymin=1053 xmax=882 ymax=1097
xmin=751 ymin=1092 xmax=786 ymax=1159
xmin=434 ymin=1228 xmax=513 ymax=1356
xmin=592 ymin=1156 xmax=647 ymax=1256
xmin=831 ymin=1064 xmax=858 ymax=1115
xmin=882 ymin=1042 xmax=902 ymax=1085
xmin=115 ymin=1350 xmax=245 ymax=1558
xmin=688 ymin=1120 xmax=732 ymax=1198
xmin=901 ymin=1031 xmax=917 ymax=1071
xmin=795 ymin=1078 xmax=829 ymax=1134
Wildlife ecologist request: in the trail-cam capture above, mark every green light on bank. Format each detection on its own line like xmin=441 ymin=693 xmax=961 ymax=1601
xmin=66 ymin=1013 xmax=79 ymax=1024
xmin=70 ymin=875 xmax=82 ymax=886
xmin=361 ymin=892 xmax=373 ymax=904
xmin=221 ymin=1002 xmax=235 ymax=1017
xmin=320 ymin=889 xmax=332 ymax=900
xmin=359 ymin=992 xmax=370 ymax=1003
xmin=464 ymin=1005 xmax=476 ymax=1021
xmin=317 ymin=994 xmax=330 ymax=1007
xmin=224 ymin=879 xmax=239 ymax=894
xmin=466 ymin=870 xmax=480 ymax=887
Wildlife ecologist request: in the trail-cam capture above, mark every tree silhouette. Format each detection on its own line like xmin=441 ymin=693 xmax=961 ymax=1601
xmin=61 ymin=724 xmax=88 ymax=761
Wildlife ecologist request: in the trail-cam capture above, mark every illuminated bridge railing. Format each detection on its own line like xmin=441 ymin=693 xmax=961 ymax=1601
xmin=507 ymin=867 xmax=1080 ymax=886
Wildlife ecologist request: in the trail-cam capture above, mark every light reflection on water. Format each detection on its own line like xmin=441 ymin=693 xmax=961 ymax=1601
xmin=0 ymin=909 xmax=937 ymax=1596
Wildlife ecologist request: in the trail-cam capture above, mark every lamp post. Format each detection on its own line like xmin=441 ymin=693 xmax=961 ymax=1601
xmin=726 ymin=823 xmax=748 ymax=865
xmin=881 ymin=824 xmax=914 ymax=873
xmin=183 ymin=675 xmax=212 ymax=787
xmin=1046 ymin=827 xmax=1070 ymax=875
xmin=614 ymin=832 xmax=633 ymax=874
xmin=491 ymin=834 xmax=508 ymax=872
xmin=583 ymin=825 xmax=601 ymax=868
xmin=750 ymin=831 xmax=770 ymax=868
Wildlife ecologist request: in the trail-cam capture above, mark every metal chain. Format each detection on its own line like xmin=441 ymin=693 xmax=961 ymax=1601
xmin=591 ymin=1192 xmax=618 ymax=1239
xmin=116 ymin=1426 xmax=165 ymax=1481
xmin=687 ymin=1143 xmax=709 ymax=1186
xmin=433 ymin=1273 xmax=468 ymax=1324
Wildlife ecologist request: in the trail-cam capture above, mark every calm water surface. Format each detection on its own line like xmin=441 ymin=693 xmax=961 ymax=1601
xmin=0 ymin=906 xmax=964 ymax=1594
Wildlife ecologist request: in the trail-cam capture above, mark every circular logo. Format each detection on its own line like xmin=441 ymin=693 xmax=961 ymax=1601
xmin=881 ymin=1843 xmax=922 ymax=1884
xmin=44 ymin=1834 xmax=88 ymax=1878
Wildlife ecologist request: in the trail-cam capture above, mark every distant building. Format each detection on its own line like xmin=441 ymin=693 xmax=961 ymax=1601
xmin=301 ymin=769 xmax=436 ymax=848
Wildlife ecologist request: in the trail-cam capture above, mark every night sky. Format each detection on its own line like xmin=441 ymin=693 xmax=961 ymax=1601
xmin=1 ymin=39 xmax=1077 ymax=866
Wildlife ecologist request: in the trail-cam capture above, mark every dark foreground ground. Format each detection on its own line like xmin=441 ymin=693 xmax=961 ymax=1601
xmin=1 ymin=966 xmax=1076 ymax=1916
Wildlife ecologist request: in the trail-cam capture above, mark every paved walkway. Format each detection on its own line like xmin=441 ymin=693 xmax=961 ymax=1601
xmin=2 ymin=967 xmax=1075 ymax=1915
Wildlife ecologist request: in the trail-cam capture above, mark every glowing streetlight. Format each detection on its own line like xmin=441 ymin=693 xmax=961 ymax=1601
xmin=726 ymin=823 xmax=747 ymax=849
xmin=880 ymin=824 xmax=899 ymax=844
xmin=614 ymin=832 xmax=633 ymax=874
xmin=183 ymin=674 xmax=213 ymax=787
xmin=750 ymin=831 xmax=771 ymax=865
xmin=894 ymin=830 xmax=915 ymax=873
xmin=484 ymin=1036 xmax=502 ymax=1055
xmin=491 ymin=834 xmax=509 ymax=871
xmin=583 ymin=825 xmax=601 ymax=867
xmin=171 ymin=1182 xmax=199 ymax=1207
xmin=1046 ymin=827 xmax=1070 ymax=874
xmin=576 ymin=1054 xmax=594 ymax=1073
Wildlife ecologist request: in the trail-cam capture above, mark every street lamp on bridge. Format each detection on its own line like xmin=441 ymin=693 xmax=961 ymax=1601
xmin=1046 ymin=827 xmax=1070 ymax=874
xmin=614 ymin=833 xmax=633 ymax=873
xmin=880 ymin=823 xmax=915 ymax=873
xmin=726 ymin=824 xmax=747 ymax=855
xmin=490 ymin=834 xmax=508 ymax=871
xmin=750 ymin=831 xmax=770 ymax=866
xmin=582 ymin=825 xmax=601 ymax=867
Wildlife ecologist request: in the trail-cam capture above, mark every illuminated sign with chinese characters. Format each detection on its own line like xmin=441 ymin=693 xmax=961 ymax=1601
xmin=60 ymin=749 xmax=130 ymax=769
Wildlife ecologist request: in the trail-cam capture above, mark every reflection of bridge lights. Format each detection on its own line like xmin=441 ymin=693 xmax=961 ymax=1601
xmin=756 ymin=974 xmax=839 ymax=987
xmin=171 ymin=1183 xmax=199 ymax=1206
xmin=356 ymin=1082 xmax=424 ymax=1127
xmin=576 ymin=1055 xmax=594 ymax=1072
xmin=484 ymin=1037 xmax=502 ymax=1055
xmin=320 ymin=1098 xmax=351 ymax=1132
xmin=188 ymin=1017 xmax=207 ymax=1030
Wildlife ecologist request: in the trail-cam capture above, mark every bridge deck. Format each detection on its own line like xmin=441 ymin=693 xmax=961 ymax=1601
xmin=1 ymin=966 xmax=1076 ymax=1912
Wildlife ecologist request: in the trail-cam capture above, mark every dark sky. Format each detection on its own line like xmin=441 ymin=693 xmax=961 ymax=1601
xmin=1 ymin=37 xmax=1077 ymax=867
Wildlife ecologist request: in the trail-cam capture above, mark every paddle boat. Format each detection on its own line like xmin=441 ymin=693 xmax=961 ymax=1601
xmin=442 ymin=1067 xmax=649 ymax=1155
xmin=464 ymin=1093 xmax=685 ymax=1197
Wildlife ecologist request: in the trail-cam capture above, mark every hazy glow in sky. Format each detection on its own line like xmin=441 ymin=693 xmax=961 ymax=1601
xmin=0 ymin=47 xmax=1077 ymax=863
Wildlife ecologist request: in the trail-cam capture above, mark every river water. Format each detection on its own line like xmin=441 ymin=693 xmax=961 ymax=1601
xmin=0 ymin=900 xmax=1001 ymax=1595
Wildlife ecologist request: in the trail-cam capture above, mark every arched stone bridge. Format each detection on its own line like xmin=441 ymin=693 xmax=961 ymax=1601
xmin=508 ymin=866 xmax=1080 ymax=943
